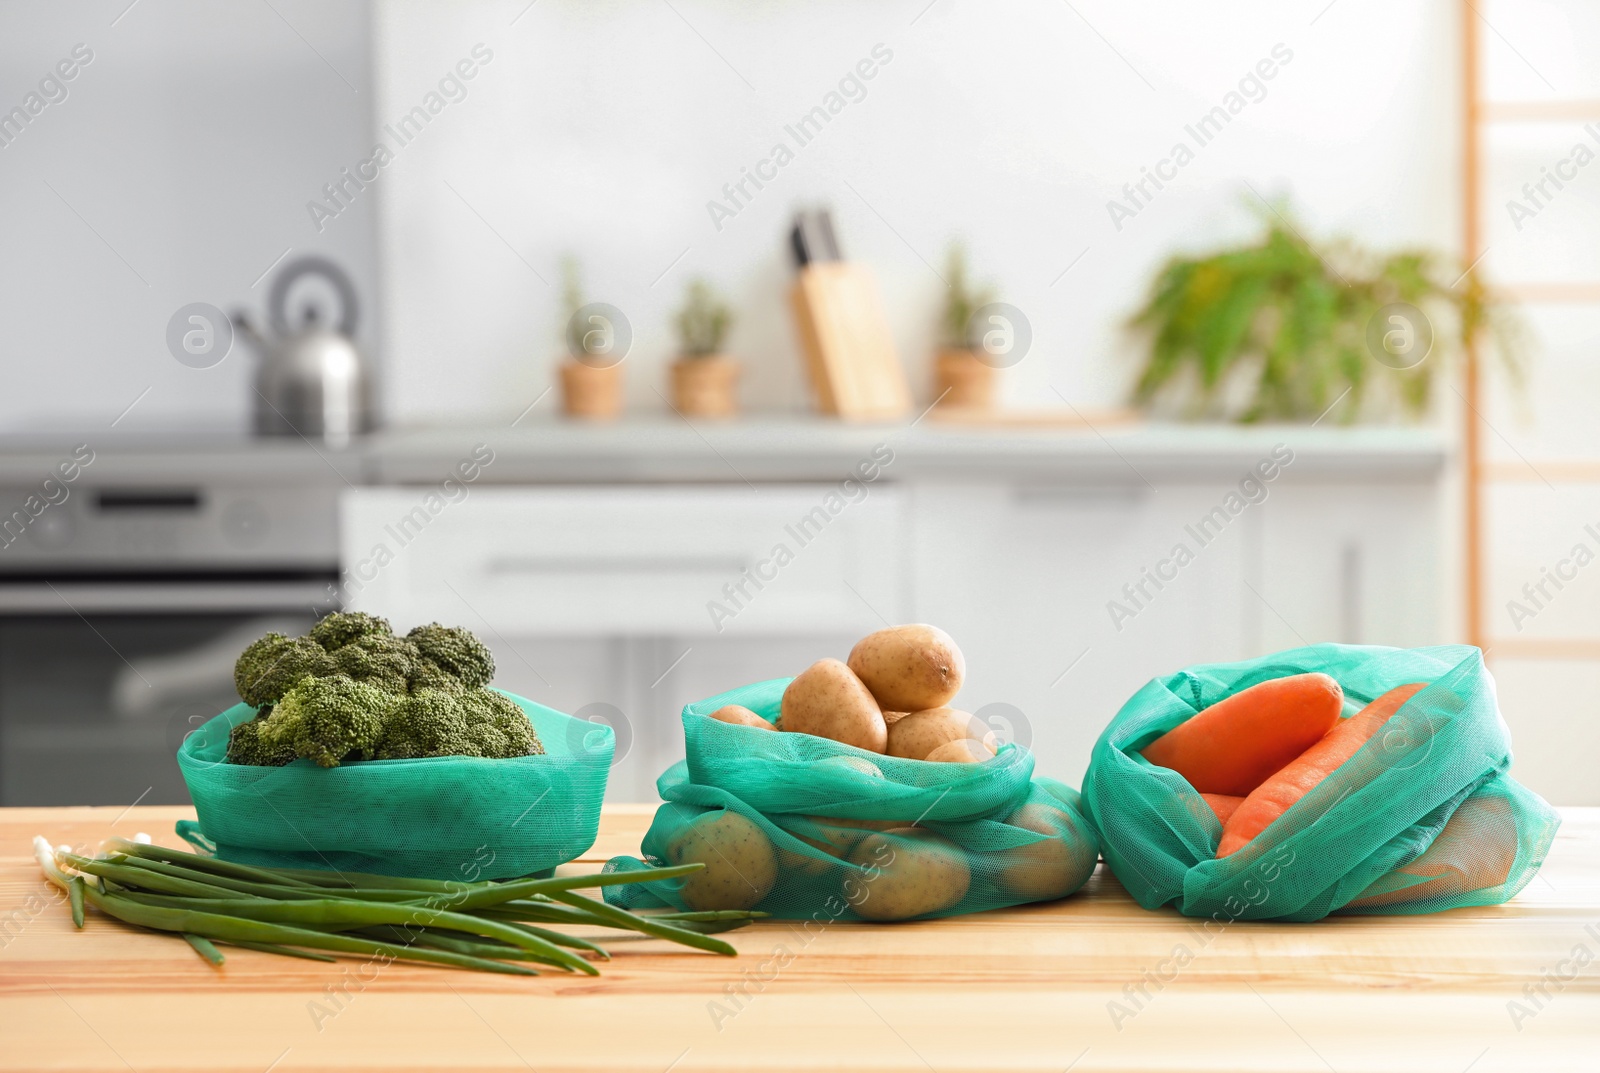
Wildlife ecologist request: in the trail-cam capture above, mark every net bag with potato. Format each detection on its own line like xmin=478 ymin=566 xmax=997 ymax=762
xmin=604 ymin=627 xmax=1100 ymax=921
xmin=1081 ymin=643 xmax=1559 ymax=921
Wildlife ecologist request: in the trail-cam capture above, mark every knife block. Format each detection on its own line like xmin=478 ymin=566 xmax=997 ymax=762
xmin=789 ymin=263 xmax=912 ymax=420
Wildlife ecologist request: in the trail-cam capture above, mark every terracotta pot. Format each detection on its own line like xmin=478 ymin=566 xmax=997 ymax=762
xmin=670 ymin=355 xmax=740 ymax=418
xmin=560 ymin=358 xmax=624 ymax=420
xmin=934 ymin=348 xmax=998 ymax=409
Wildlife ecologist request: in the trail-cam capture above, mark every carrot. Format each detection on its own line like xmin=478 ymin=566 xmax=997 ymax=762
xmin=1141 ymin=673 xmax=1344 ymax=796
xmin=1217 ymin=682 xmax=1428 ymax=858
xmin=1201 ymin=793 xmax=1246 ymax=825
xmin=1346 ymin=795 xmax=1516 ymax=909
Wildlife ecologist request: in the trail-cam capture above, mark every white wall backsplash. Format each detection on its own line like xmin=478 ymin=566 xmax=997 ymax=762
xmin=0 ymin=1 xmax=377 ymax=433
xmin=371 ymin=0 xmax=1462 ymax=424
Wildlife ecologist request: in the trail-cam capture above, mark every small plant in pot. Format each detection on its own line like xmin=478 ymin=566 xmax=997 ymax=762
xmin=1126 ymin=203 xmax=1521 ymax=423
xmin=558 ymin=257 xmax=627 ymax=420
xmin=670 ymin=278 xmax=739 ymax=418
xmin=934 ymin=244 xmax=1000 ymax=409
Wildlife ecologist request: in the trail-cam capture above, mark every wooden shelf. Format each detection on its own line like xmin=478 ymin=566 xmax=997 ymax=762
xmin=1496 ymin=282 xmax=1600 ymax=304
xmin=1484 ymin=459 xmax=1600 ymax=482
xmin=1487 ymin=637 xmax=1600 ymax=661
xmin=1482 ymin=99 xmax=1600 ymax=123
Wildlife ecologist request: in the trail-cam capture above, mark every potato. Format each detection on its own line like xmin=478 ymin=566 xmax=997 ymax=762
xmin=848 ymin=625 xmax=965 ymax=712
xmin=994 ymin=803 xmax=1098 ymax=902
xmin=886 ymin=707 xmax=997 ymax=761
xmin=923 ymin=739 xmax=993 ymax=764
xmin=849 ymin=827 xmax=971 ymax=921
xmin=780 ymin=659 xmax=887 ymax=752
xmin=708 ymin=704 xmax=774 ymax=730
xmin=666 ymin=810 xmax=778 ymax=910
xmin=883 ymin=711 xmax=909 ymax=726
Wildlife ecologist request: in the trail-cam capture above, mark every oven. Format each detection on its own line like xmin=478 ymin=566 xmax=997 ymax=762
xmin=0 ymin=470 xmax=340 ymax=806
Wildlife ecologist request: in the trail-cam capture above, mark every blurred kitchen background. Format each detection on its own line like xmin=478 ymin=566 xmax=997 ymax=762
xmin=0 ymin=0 xmax=1595 ymax=806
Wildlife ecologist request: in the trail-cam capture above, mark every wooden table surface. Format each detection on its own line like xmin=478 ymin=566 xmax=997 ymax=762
xmin=1 ymin=805 xmax=1596 ymax=1073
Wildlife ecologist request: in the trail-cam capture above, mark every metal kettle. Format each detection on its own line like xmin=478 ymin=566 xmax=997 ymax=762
xmin=234 ymin=256 xmax=374 ymax=446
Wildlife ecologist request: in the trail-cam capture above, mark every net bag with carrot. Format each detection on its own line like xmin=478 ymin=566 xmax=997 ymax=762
xmin=1081 ymin=643 xmax=1559 ymax=921
xmin=604 ymin=626 xmax=1101 ymax=922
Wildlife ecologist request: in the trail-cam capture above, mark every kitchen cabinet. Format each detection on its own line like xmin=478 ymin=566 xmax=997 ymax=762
xmin=343 ymin=422 xmax=1445 ymax=801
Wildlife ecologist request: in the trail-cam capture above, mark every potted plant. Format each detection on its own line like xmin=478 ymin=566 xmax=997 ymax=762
xmin=558 ymin=257 xmax=625 ymax=420
xmin=1126 ymin=205 xmax=1518 ymax=422
xmin=934 ymin=244 xmax=1000 ymax=409
xmin=670 ymin=278 xmax=738 ymax=418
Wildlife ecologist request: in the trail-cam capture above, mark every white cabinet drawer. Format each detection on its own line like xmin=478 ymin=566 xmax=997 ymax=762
xmin=340 ymin=485 xmax=904 ymax=636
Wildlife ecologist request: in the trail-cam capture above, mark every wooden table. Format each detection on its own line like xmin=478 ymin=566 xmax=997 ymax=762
xmin=1 ymin=805 xmax=1596 ymax=1073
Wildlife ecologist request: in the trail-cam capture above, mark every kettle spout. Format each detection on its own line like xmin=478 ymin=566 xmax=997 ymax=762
xmin=230 ymin=308 xmax=267 ymax=353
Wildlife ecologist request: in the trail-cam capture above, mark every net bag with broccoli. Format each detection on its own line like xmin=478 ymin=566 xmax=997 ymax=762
xmin=176 ymin=612 xmax=612 ymax=880
xmin=1081 ymin=643 xmax=1560 ymax=921
xmin=603 ymin=626 xmax=1101 ymax=922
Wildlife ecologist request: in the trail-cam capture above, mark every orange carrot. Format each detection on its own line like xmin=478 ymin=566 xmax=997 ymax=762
xmin=1201 ymin=793 xmax=1246 ymax=825
xmin=1217 ymin=682 xmax=1428 ymax=858
xmin=1141 ymin=673 xmax=1344 ymax=796
xmin=1346 ymin=795 xmax=1516 ymax=908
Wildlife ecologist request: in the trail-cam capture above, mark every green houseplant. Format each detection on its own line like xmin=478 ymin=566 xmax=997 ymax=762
xmin=935 ymin=244 xmax=1000 ymax=409
xmin=670 ymin=278 xmax=739 ymax=418
xmin=1126 ymin=207 xmax=1516 ymax=423
xmin=558 ymin=256 xmax=624 ymax=420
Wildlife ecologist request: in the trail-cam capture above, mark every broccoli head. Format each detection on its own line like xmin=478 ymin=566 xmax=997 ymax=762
xmin=374 ymin=688 xmax=473 ymax=760
xmin=225 ymin=710 xmax=297 ymax=767
xmin=234 ymin=633 xmax=337 ymax=707
xmin=406 ymin=623 xmax=495 ymax=690
xmin=258 ymin=674 xmax=398 ymax=768
xmin=308 ymin=611 xmax=393 ymax=651
xmin=372 ymin=687 xmax=542 ymax=761
xmin=330 ymin=632 xmax=418 ymax=695
xmin=457 ymin=688 xmax=543 ymax=758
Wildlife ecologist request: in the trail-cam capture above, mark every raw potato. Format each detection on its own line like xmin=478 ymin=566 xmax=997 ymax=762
xmin=776 ymin=815 xmax=898 ymax=876
xmin=848 ymin=625 xmax=966 ymax=713
xmin=708 ymin=704 xmax=774 ymax=730
xmin=886 ymin=708 xmax=997 ymax=761
xmin=994 ymin=803 xmax=1098 ymax=901
xmin=780 ymin=659 xmax=887 ymax=752
xmin=667 ymin=811 xmax=778 ymax=911
xmin=883 ymin=711 xmax=910 ymax=727
xmin=923 ymin=739 xmax=993 ymax=764
xmin=849 ymin=827 xmax=971 ymax=921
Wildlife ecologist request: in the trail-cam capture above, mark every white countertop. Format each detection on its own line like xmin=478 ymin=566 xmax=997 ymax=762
xmin=0 ymin=417 xmax=1449 ymax=487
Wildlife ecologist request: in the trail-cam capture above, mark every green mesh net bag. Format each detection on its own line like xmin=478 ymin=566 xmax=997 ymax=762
xmin=1081 ymin=643 xmax=1560 ymax=922
xmin=603 ymin=678 xmax=1100 ymax=922
xmin=176 ymin=691 xmax=612 ymax=880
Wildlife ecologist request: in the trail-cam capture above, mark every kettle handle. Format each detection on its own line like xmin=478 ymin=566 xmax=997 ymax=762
xmin=268 ymin=256 xmax=360 ymax=337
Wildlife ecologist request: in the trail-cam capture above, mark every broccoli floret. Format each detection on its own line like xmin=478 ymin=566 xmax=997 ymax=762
xmin=374 ymin=688 xmax=474 ymax=760
xmin=330 ymin=633 xmax=418 ymax=695
xmin=257 ymin=674 xmax=397 ymax=768
xmin=225 ymin=710 xmax=297 ymax=767
xmin=233 ymin=633 xmax=337 ymax=707
xmin=371 ymin=687 xmax=542 ymax=761
xmin=308 ymin=611 xmax=393 ymax=651
xmin=457 ymin=688 xmax=543 ymax=758
xmin=406 ymin=623 xmax=495 ymax=690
